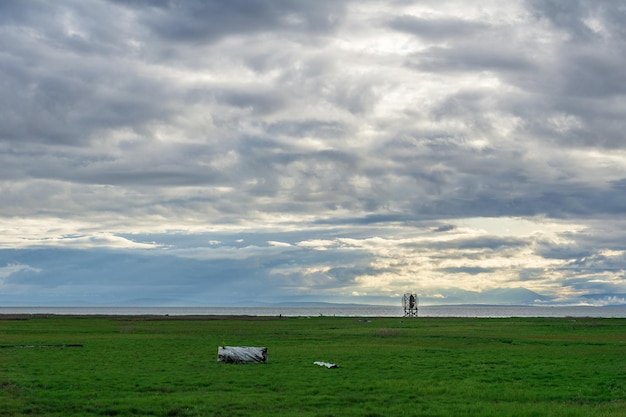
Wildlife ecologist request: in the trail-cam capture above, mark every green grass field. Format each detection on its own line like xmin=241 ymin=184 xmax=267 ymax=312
xmin=1 ymin=315 xmax=626 ymax=416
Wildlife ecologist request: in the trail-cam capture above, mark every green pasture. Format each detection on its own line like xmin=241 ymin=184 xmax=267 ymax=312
xmin=1 ymin=315 xmax=626 ymax=416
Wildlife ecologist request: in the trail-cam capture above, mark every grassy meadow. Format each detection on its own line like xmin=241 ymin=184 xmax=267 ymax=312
xmin=1 ymin=314 xmax=626 ymax=416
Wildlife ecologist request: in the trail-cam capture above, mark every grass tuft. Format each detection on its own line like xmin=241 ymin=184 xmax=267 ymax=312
xmin=375 ymin=328 xmax=401 ymax=337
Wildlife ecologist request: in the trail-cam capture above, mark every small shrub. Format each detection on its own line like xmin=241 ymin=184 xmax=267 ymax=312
xmin=376 ymin=328 xmax=400 ymax=337
xmin=118 ymin=326 xmax=136 ymax=333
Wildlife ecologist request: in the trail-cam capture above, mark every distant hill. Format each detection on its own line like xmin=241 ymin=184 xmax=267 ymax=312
xmin=420 ymin=287 xmax=552 ymax=306
xmin=265 ymin=301 xmax=389 ymax=308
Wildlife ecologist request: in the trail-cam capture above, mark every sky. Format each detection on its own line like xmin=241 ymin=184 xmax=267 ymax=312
xmin=2 ymin=0 xmax=626 ymax=307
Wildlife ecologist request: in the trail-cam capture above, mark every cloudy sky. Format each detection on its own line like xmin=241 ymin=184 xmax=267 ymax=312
xmin=2 ymin=0 xmax=626 ymax=307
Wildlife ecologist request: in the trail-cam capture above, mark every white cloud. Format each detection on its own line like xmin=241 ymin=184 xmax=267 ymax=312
xmin=268 ymin=240 xmax=292 ymax=247
xmin=0 ymin=263 xmax=41 ymax=282
xmin=0 ymin=218 xmax=160 ymax=249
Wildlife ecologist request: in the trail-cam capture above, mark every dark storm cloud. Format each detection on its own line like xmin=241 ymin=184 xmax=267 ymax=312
xmin=0 ymin=31 xmax=177 ymax=146
xmin=433 ymin=224 xmax=455 ymax=233
xmin=535 ymin=241 xmax=592 ymax=261
xmin=392 ymin=1 xmax=626 ymax=158
xmin=407 ymin=45 xmax=534 ymax=73
xmin=515 ymin=1 xmax=626 ymax=151
xmin=563 ymin=251 xmax=626 ymax=273
xmin=314 ymin=213 xmax=416 ymax=226
xmin=439 ymin=267 xmax=496 ymax=275
xmin=399 ymin=235 xmax=529 ymax=253
xmin=0 ymin=0 xmax=346 ymax=148
xmin=266 ymin=119 xmax=346 ymax=139
xmin=186 ymin=86 xmax=290 ymax=116
xmin=387 ymin=15 xmax=489 ymax=40
xmin=114 ymin=0 xmax=346 ymax=43
xmin=527 ymin=0 xmax=626 ymax=41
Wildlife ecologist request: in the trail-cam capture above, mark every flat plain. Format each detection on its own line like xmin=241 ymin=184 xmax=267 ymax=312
xmin=1 ymin=314 xmax=625 ymax=416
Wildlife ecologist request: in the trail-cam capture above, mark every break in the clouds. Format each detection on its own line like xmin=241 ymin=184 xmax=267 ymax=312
xmin=1 ymin=0 xmax=626 ymax=307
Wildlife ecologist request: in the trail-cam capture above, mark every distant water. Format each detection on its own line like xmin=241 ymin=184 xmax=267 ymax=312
xmin=2 ymin=305 xmax=626 ymax=318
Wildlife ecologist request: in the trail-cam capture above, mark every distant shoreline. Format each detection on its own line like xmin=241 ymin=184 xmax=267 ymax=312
xmin=0 ymin=313 xmax=286 ymax=321
xmin=2 ymin=305 xmax=626 ymax=318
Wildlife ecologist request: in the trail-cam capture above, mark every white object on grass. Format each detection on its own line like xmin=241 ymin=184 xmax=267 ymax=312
xmin=218 ymin=346 xmax=268 ymax=363
xmin=314 ymin=361 xmax=338 ymax=368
